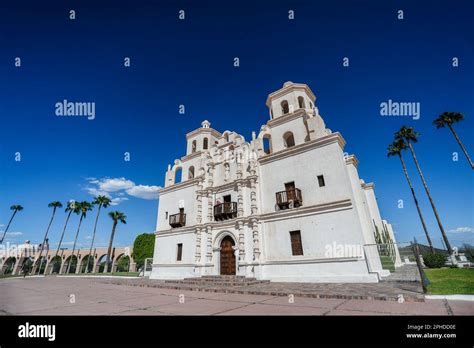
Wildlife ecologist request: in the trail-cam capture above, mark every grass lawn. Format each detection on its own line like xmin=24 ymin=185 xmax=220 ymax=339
xmin=0 ymin=274 xmax=21 ymax=279
xmin=425 ymin=268 xmax=474 ymax=295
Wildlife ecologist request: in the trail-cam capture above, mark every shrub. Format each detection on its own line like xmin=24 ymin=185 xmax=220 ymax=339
xmin=423 ymin=252 xmax=447 ymax=268
xmin=132 ymin=233 xmax=155 ymax=270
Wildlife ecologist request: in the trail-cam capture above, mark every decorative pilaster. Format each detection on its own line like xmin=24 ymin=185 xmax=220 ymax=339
xmin=237 ymin=182 xmax=244 ymax=217
xmin=196 ymin=191 xmax=202 ymax=224
xmin=207 ymin=191 xmax=214 ymax=222
xmin=237 ymin=221 xmax=245 ymax=261
xmin=250 ymin=218 xmax=261 ymax=261
xmin=236 ymin=156 xmax=243 ymax=179
xmin=249 ymin=152 xmax=258 ymax=215
xmin=195 ymin=227 xmax=202 ymax=263
xmin=206 ymin=226 xmax=213 ymax=263
xmin=250 ymin=178 xmax=258 ymax=215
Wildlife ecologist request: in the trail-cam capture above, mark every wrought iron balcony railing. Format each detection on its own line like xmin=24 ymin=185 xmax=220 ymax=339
xmin=275 ymin=188 xmax=303 ymax=210
xmin=214 ymin=202 xmax=238 ymax=221
xmin=169 ymin=213 xmax=186 ymax=228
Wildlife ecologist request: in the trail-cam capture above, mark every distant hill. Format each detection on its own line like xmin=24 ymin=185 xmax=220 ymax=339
xmin=398 ymin=243 xmax=448 ymax=255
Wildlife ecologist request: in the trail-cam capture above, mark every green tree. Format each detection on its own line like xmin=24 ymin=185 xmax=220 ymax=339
xmin=33 ymin=201 xmax=63 ymax=274
xmin=387 ymin=139 xmax=434 ymax=253
xmin=104 ymin=211 xmax=127 ymax=273
xmin=395 ymin=126 xmax=452 ymax=254
xmin=85 ymin=195 xmax=112 ymax=273
xmin=433 ymin=112 xmax=473 ymax=169
xmin=116 ymin=255 xmax=130 ymax=272
xmin=1 ymin=205 xmax=24 ymax=244
xmin=132 ymin=233 xmax=155 ymax=270
xmin=66 ymin=201 xmax=92 ymax=274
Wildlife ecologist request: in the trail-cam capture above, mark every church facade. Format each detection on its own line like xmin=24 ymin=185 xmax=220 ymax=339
xmin=151 ymin=82 xmax=401 ymax=283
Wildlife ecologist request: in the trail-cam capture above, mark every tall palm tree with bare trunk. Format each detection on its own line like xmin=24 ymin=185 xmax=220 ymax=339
xmin=395 ymin=126 xmax=453 ymax=254
xmin=388 ymin=139 xmax=434 ymax=254
xmin=33 ymin=201 xmax=63 ymax=274
xmin=85 ymin=195 xmax=112 ymax=273
xmin=66 ymin=201 xmax=92 ymax=274
xmin=49 ymin=200 xmax=76 ymax=274
xmin=433 ymin=112 xmax=473 ymax=169
xmin=103 ymin=211 xmax=127 ymax=273
xmin=1 ymin=205 xmax=23 ymax=244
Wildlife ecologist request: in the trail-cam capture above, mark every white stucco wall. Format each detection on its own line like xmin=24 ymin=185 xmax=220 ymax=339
xmin=258 ymin=141 xmax=352 ymax=214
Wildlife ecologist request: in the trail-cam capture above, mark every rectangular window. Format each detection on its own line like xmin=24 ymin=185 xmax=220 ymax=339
xmin=289 ymin=231 xmax=303 ymax=256
xmin=317 ymin=175 xmax=325 ymax=187
xmin=165 ymin=211 xmax=168 ymax=219
xmin=223 ymin=195 xmax=231 ymax=203
xmin=177 ymin=243 xmax=183 ymax=261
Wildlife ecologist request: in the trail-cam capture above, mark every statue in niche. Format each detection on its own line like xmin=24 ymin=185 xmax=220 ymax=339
xmin=224 ymin=163 xmax=230 ymax=182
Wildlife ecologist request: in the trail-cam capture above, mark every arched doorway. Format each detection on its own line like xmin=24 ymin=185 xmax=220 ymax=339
xmin=220 ymin=236 xmax=236 ymax=275
xmin=2 ymin=257 xmax=16 ymax=275
xmin=48 ymin=256 xmax=62 ymax=274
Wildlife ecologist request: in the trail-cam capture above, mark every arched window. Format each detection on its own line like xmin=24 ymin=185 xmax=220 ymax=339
xmin=224 ymin=132 xmax=230 ymax=142
xmin=175 ymin=167 xmax=183 ymax=183
xmin=203 ymin=137 xmax=208 ymax=150
xmin=263 ymin=135 xmax=272 ymax=154
xmin=192 ymin=140 xmax=197 ymax=153
xmin=298 ymin=96 xmax=305 ymax=109
xmin=283 ymin=131 xmax=295 ymax=148
xmin=309 ymin=101 xmax=313 ymax=109
xmin=188 ymin=166 xmax=195 ymax=179
xmin=281 ymin=100 xmax=289 ymax=115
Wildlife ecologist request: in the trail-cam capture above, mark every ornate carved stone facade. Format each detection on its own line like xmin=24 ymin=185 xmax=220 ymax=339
xmin=151 ymin=82 xmax=401 ymax=282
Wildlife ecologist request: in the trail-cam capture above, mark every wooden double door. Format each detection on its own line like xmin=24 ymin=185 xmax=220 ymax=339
xmin=220 ymin=236 xmax=236 ymax=275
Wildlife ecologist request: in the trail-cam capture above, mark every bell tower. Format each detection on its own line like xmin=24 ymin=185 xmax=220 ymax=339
xmin=266 ymin=81 xmax=316 ymax=120
xmin=259 ymin=82 xmax=330 ymax=154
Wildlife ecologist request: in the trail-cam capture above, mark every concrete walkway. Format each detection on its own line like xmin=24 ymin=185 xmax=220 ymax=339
xmin=1 ymin=277 xmax=473 ymax=315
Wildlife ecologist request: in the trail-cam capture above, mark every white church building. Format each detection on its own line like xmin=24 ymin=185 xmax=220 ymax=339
xmin=151 ymin=82 xmax=401 ymax=283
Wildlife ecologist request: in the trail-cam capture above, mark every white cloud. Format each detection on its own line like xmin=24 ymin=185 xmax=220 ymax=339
xmin=84 ymin=177 xmax=160 ymax=205
xmin=4 ymin=231 xmax=23 ymax=236
xmin=111 ymin=197 xmax=129 ymax=206
xmin=126 ymin=185 xmax=160 ymax=200
xmin=448 ymin=227 xmax=473 ymax=234
xmin=98 ymin=177 xmax=135 ymax=192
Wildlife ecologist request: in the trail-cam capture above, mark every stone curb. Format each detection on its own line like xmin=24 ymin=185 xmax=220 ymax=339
xmin=425 ymin=294 xmax=474 ymax=302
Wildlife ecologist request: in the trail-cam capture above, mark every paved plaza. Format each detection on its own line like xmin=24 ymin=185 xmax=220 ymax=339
xmin=0 ymin=276 xmax=473 ymax=315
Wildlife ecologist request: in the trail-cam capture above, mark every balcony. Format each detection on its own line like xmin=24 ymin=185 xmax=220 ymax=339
xmin=214 ymin=202 xmax=238 ymax=221
xmin=276 ymin=188 xmax=303 ymax=210
xmin=169 ymin=213 xmax=186 ymax=228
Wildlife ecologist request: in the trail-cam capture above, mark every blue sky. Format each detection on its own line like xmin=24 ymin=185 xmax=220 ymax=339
xmin=1 ymin=0 xmax=473 ymax=250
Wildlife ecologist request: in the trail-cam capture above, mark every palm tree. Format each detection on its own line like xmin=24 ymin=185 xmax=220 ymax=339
xmin=433 ymin=112 xmax=473 ymax=169
xmin=85 ymin=195 xmax=112 ymax=273
xmin=66 ymin=201 xmax=92 ymax=274
xmin=33 ymin=201 xmax=63 ymax=274
xmin=387 ymin=140 xmax=434 ymax=253
xmin=395 ymin=126 xmax=453 ymax=254
xmin=0 ymin=205 xmax=24 ymax=244
xmin=50 ymin=200 xmax=76 ymax=274
xmin=103 ymin=211 xmax=127 ymax=273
